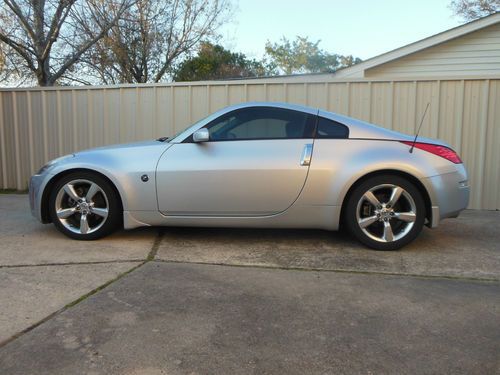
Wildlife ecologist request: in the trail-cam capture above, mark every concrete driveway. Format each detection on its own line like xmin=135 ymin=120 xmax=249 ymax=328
xmin=1 ymin=194 xmax=499 ymax=374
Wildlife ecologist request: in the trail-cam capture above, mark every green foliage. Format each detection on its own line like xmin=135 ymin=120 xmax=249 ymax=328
xmin=173 ymin=42 xmax=267 ymax=81
xmin=264 ymin=36 xmax=361 ymax=75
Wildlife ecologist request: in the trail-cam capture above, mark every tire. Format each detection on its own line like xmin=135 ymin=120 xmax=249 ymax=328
xmin=48 ymin=171 xmax=122 ymax=240
xmin=344 ymin=175 xmax=426 ymax=250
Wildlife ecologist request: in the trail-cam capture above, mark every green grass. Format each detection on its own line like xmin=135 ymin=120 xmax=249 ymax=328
xmin=0 ymin=189 xmax=28 ymax=194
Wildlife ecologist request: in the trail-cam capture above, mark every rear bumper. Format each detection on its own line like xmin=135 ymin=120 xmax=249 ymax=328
xmin=421 ymin=164 xmax=470 ymax=227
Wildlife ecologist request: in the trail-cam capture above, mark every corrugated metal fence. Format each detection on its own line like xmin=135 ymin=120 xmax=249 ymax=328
xmin=1 ymin=78 xmax=499 ymax=209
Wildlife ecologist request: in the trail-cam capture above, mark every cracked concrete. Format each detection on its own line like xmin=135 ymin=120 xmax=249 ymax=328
xmin=0 ymin=262 xmax=140 ymax=344
xmin=0 ymin=195 xmax=157 ymax=266
xmin=1 ymin=262 xmax=499 ymax=375
xmin=1 ymin=194 xmax=499 ymax=374
xmin=156 ymin=210 xmax=500 ymax=280
xmin=0 ymin=195 xmax=159 ymax=345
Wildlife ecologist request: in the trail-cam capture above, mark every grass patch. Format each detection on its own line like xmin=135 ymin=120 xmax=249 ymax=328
xmin=64 ymin=262 xmax=145 ymax=308
xmin=0 ymin=189 xmax=28 ymax=194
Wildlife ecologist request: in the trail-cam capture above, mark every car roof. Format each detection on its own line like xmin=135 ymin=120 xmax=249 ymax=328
xmin=171 ymin=101 xmax=440 ymax=143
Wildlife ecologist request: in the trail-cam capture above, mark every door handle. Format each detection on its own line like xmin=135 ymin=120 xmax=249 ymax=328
xmin=300 ymin=144 xmax=313 ymax=166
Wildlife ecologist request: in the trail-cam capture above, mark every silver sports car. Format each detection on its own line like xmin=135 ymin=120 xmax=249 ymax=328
xmin=29 ymin=102 xmax=469 ymax=250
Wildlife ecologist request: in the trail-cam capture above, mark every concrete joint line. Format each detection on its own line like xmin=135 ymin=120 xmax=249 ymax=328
xmin=152 ymin=259 xmax=500 ymax=284
xmin=0 ymin=229 xmax=165 ymax=349
xmin=0 ymin=260 xmax=144 ymax=269
xmin=147 ymin=229 xmax=165 ymax=261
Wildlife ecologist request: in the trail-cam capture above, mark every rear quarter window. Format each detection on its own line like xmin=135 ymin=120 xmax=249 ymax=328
xmin=316 ymin=117 xmax=349 ymax=139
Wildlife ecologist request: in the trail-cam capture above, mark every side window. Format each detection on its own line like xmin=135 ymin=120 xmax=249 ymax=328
xmin=315 ymin=117 xmax=349 ymax=139
xmin=206 ymin=107 xmax=315 ymax=141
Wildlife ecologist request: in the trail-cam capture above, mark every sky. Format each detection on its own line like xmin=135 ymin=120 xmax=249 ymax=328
xmin=220 ymin=0 xmax=464 ymax=61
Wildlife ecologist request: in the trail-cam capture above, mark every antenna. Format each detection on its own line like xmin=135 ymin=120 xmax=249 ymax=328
xmin=409 ymin=102 xmax=430 ymax=153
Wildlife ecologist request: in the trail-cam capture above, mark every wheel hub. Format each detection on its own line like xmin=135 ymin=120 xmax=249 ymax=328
xmin=376 ymin=205 xmax=394 ymax=222
xmin=76 ymin=199 xmax=91 ymax=215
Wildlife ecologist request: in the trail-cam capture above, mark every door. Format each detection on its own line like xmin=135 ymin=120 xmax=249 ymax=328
xmin=156 ymin=106 xmax=317 ymax=216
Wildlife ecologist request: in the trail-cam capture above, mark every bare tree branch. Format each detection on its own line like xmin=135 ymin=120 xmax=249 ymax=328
xmin=0 ymin=0 xmax=135 ymax=85
xmin=75 ymin=0 xmax=232 ymax=84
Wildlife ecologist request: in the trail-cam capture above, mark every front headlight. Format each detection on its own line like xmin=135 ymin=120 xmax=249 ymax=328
xmin=36 ymin=154 xmax=75 ymax=174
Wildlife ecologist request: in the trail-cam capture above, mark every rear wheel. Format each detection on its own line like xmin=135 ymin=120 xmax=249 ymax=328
xmin=345 ymin=175 xmax=426 ymax=250
xmin=49 ymin=172 xmax=121 ymax=240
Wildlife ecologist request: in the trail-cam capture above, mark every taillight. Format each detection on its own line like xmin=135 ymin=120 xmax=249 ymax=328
xmin=400 ymin=141 xmax=462 ymax=164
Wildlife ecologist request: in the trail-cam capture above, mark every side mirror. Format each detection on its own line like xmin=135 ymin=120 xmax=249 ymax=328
xmin=193 ymin=128 xmax=210 ymax=143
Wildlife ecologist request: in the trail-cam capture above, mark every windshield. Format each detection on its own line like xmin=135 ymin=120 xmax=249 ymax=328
xmin=166 ymin=113 xmax=215 ymax=143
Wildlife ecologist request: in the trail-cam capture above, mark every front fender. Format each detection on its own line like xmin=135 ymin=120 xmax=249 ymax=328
xmin=37 ymin=142 xmax=170 ymax=217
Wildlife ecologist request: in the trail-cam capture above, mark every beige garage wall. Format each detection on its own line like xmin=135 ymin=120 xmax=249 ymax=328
xmin=1 ymin=78 xmax=499 ymax=210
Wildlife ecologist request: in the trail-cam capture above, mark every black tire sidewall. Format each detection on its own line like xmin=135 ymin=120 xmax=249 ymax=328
xmin=48 ymin=172 xmax=121 ymax=240
xmin=345 ymin=175 xmax=426 ymax=251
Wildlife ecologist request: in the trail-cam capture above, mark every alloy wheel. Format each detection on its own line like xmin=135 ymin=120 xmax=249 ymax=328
xmin=355 ymin=184 xmax=417 ymax=243
xmin=54 ymin=179 xmax=109 ymax=235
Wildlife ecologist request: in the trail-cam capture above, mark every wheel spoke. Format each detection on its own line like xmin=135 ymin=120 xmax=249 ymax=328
xmin=64 ymin=184 xmax=81 ymax=201
xmin=57 ymin=207 xmax=76 ymax=219
xmin=388 ymin=186 xmax=404 ymax=207
xmin=383 ymin=221 xmax=394 ymax=242
xmin=358 ymin=215 xmax=378 ymax=228
xmin=363 ymin=191 xmax=381 ymax=207
xmin=91 ymin=207 xmax=108 ymax=218
xmin=86 ymin=183 xmax=100 ymax=201
xmin=80 ymin=214 xmax=89 ymax=234
xmin=394 ymin=211 xmax=416 ymax=222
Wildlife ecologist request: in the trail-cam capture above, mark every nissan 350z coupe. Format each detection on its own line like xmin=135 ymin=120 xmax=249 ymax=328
xmin=29 ymin=102 xmax=469 ymax=250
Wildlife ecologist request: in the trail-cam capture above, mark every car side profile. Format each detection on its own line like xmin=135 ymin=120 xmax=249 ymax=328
xmin=29 ymin=102 xmax=469 ymax=250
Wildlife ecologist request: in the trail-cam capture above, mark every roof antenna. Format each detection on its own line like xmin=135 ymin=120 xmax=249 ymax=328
xmin=409 ymin=102 xmax=430 ymax=153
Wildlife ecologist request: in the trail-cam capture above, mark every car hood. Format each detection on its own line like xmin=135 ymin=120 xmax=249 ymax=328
xmin=57 ymin=139 xmax=172 ymax=172
xmin=75 ymin=140 xmax=167 ymax=155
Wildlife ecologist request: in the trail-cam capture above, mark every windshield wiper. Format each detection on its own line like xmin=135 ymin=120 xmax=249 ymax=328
xmin=156 ymin=136 xmax=169 ymax=142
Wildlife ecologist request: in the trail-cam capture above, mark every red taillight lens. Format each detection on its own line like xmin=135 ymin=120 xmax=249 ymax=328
xmin=400 ymin=141 xmax=462 ymax=164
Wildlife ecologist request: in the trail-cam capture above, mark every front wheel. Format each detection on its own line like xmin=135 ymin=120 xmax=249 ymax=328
xmin=345 ymin=175 xmax=426 ymax=250
xmin=48 ymin=172 xmax=122 ymax=240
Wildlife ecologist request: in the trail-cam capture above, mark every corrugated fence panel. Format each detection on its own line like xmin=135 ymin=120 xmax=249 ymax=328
xmin=483 ymin=80 xmax=500 ymax=209
xmin=0 ymin=78 xmax=498 ymax=209
xmin=370 ymin=82 xmax=393 ymax=128
xmin=228 ymin=85 xmax=245 ymax=105
xmin=155 ymin=86 xmax=173 ymax=137
xmin=438 ymin=80 xmax=464 ymax=154
xmin=15 ymin=92 xmax=30 ymax=188
xmin=327 ymin=83 xmax=349 ymax=115
xmin=209 ymin=85 xmax=228 ymax=113
xmin=29 ymin=92 xmax=45 ymax=172
xmin=307 ymin=83 xmax=328 ymax=109
xmin=393 ymin=81 xmax=417 ymax=135
xmin=2 ymin=92 xmax=15 ymax=187
xmin=349 ymin=83 xmax=371 ymax=122
xmin=173 ymin=86 xmax=191 ymax=134
xmin=461 ymin=80 xmax=489 ymax=209
xmin=286 ymin=83 xmax=307 ymax=106
xmin=246 ymin=84 xmax=266 ymax=103
xmin=137 ymin=87 xmax=155 ymax=140
xmin=267 ymin=84 xmax=286 ymax=102
xmin=415 ymin=81 xmax=439 ymax=139
xmin=191 ymin=85 xmax=209 ymax=123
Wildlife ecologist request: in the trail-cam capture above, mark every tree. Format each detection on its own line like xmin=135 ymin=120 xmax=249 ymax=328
xmin=78 ymin=0 xmax=232 ymax=84
xmin=0 ymin=0 xmax=134 ymax=86
xmin=172 ymin=42 xmax=266 ymax=81
xmin=264 ymin=36 xmax=361 ymax=75
xmin=449 ymin=0 xmax=499 ymax=21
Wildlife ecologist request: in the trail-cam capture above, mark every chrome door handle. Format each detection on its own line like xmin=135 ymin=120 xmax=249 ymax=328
xmin=300 ymin=144 xmax=313 ymax=166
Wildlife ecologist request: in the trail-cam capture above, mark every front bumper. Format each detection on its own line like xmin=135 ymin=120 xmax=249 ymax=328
xmin=29 ymin=173 xmax=50 ymax=223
